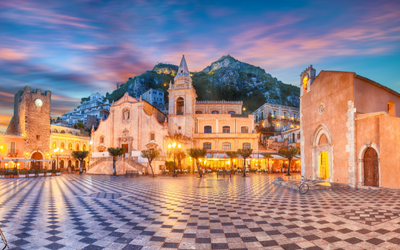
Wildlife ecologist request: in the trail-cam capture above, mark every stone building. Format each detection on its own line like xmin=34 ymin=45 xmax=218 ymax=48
xmin=142 ymin=88 xmax=165 ymax=107
xmin=3 ymin=86 xmax=91 ymax=170
xmin=300 ymin=66 xmax=400 ymax=188
xmin=6 ymin=86 xmax=52 ymax=169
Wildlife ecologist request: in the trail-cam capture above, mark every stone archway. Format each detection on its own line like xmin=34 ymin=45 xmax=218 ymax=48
xmin=31 ymin=152 xmax=43 ymax=169
xmin=312 ymin=124 xmax=334 ymax=182
xmin=358 ymin=142 xmax=380 ymax=187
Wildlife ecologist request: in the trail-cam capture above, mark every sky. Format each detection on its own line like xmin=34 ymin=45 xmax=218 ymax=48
xmin=1 ymin=0 xmax=400 ymax=131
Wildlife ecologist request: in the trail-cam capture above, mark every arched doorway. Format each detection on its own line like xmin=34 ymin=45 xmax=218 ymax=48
xmin=31 ymin=152 xmax=43 ymax=169
xmin=68 ymin=160 xmax=72 ymax=168
xmin=318 ymin=151 xmax=329 ymax=180
xmin=83 ymin=161 xmax=86 ymax=171
xmin=52 ymin=160 xmax=56 ymax=170
xmin=364 ymin=148 xmax=379 ymax=187
xmin=75 ymin=160 xmax=79 ymax=170
xmin=60 ymin=160 xmax=64 ymax=169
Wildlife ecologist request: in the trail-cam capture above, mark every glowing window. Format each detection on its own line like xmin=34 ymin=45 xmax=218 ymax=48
xmin=222 ymin=142 xmax=231 ymax=150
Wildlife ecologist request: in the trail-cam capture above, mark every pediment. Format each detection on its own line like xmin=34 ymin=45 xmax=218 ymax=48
xmin=113 ymin=93 xmax=139 ymax=106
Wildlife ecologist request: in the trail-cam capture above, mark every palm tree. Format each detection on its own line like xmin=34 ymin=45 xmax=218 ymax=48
xmin=175 ymin=149 xmax=186 ymax=171
xmin=237 ymin=148 xmax=253 ymax=177
xmin=107 ymin=147 xmax=126 ymax=176
xmin=187 ymin=148 xmax=207 ymax=177
xmin=278 ymin=147 xmax=300 ymax=176
xmin=141 ymin=149 xmax=161 ymax=177
xmin=262 ymin=153 xmax=272 ymax=173
xmin=165 ymin=132 xmax=192 ymax=144
xmin=226 ymin=151 xmax=238 ymax=172
xmin=71 ymin=151 xmax=90 ymax=175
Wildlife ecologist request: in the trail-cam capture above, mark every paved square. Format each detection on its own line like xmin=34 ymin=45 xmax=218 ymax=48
xmin=1 ymin=174 xmax=400 ymax=250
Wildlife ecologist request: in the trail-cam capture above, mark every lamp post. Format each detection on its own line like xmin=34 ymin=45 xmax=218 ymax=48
xmin=167 ymin=142 xmax=181 ymax=177
xmin=53 ymin=148 xmax=63 ymax=170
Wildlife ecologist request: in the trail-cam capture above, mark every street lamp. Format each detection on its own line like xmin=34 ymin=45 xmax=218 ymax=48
xmin=53 ymin=148 xmax=63 ymax=170
xmin=167 ymin=142 xmax=181 ymax=177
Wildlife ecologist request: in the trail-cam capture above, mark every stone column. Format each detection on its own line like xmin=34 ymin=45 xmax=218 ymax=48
xmin=346 ymin=101 xmax=357 ymax=187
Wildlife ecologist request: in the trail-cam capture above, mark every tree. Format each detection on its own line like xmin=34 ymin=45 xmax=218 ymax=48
xmin=165 ymin=161 xmax=174 ymax=172
xmin=165 ymin=132 xmax=192 ymax=145
xmin=107 ymin=147 xmax=126 ymax=176
xmin=237 ymin=148 xmax=253 ymax=177
xmin=187 ymin=148 xmax=207 ymax=178
xmin=71 ymin=151 xmax=90 ymax=175
xmin=77 ymin=122 xmax=84 ymax=128
xmin=278 ymin=147 xmax=300 ymax=176
xmin=175 ymin=149 xmax=186 ymax=170
xmin=141 ymin=149 xmax=161 ymax=177
xmin=226 ymin=151 xmax=238 ymax=172
xmin=262 ymin=153 xmax=272 ymax=173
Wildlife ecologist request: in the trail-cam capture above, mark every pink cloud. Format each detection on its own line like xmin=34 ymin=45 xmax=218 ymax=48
xmin=0 ymin=48 xmax=29 ymax=61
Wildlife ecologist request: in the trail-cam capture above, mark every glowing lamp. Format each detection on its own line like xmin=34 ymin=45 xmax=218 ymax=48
xmin=168 ymin=144 xmax=171 ymax=149
xmin=0 ymin=145 xmax=3 ymax=149
xmin=172 ymin=142 xmax=176 ymax=148
xmin=178 ymin=144 xmax=181 ymax=148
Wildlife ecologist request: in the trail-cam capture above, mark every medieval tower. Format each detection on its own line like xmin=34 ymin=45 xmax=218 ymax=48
xmin=168 ymin=55 xmax=197 ymax=139
xmin=6 ymin=86 xmax=52 ymax=163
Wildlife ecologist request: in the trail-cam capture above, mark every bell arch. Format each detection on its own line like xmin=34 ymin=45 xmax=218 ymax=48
xmin=311 ymin=124 xmax=334 ymax=182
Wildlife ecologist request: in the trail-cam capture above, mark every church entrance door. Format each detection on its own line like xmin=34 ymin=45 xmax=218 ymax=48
xmin=364 ymin=148 xmax=379 ymax=187
xmin=318 ymin=151 xmax=329 ymax=180
xmin=122 ymin=144 xmax=129 ymax=156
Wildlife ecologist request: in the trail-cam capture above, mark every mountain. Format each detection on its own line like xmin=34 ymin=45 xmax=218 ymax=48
xmin=98 ymin=55 xmax=300 ymax=112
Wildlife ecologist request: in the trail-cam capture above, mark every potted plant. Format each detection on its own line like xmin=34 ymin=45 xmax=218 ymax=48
xmin=38 ymin=169 xmax=45 ymax=177
xmin=28 ymin=169 xmax=35 ymax=177
xmin=56 ymin=169 xmax=61 ymax=176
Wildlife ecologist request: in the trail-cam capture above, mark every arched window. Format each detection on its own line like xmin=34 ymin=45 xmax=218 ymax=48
xmin=388 ymin=101 xmax=395 ymax=117
xmin=292 ymin=133 xmax=295 ymax=143
xmin=318 ymin=134 xmax=328 ymax=146
xmin=260 ymin=112 xmax=264 ymax=120
xmin=100 ymin=136 xmax=104 ymax=144
xmin=203 ymin=142 xmax=212 ymax=149
xmin=53 ymin=129 xmax=58 ymax=133
xmin=303 ymin=75 xmax=308 ymax=94
xmin=222 ymin=142 xmax=231 ymax=150
xmin=211 ymin=110 xmax=219 ymax=114
xmin=76 ymin=144 xmax=80 ymax=150
xmin=52 ymin=142 xmax=57 ymax=149
xmin=242 ymin=143 xmax=251 ymax=149
xmin=204 ymin=126 xmax=212 ymax=133
xmin=241 ymin=126 xmax=249 ymax=133
xmin=222 ymin=126 xmax=230 ymax=133
xmin=177 ymin=97 xmax=184 ymax=115
xmin=61 ymin=142 xmax=65 ymax=149
xmin=228 ymin=111 xmax=235 ymax=114
xmin=60 ymin=130 xmax=65 ymax=134
xmin=68 ymin=143 xmax=72 ymax=150
xmin=68 ymin=131 xmax=73 ymax=134
xmin=196 ymin=111 xmax=203 ymax=114
xmin=83 ymin=144 xmax=86 ymax=151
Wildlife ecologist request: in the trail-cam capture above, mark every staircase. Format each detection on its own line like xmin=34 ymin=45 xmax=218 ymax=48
xmin=87 ymin=157 xmax=146 ymax=175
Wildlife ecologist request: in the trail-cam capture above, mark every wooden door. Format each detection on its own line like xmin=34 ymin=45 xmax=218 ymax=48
xmin=122 ymin=144 xmax=129 ymax=155
xmin=364 ymin=148 xmax=379 ymax=186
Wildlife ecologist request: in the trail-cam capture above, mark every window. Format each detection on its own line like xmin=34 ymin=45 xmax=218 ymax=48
xmin=256 ymin=115 xmax=258 ymax=122
xmin=242 ymin=143 xmax=251 ymax=149
xmin=211 ymin=110 xmax=219 ymax=114
xmin=228 ymin=111 xmax=235 ymax=114
xmin=61 ymin=130 xmax=65 ymax=134
xmin=100 ymin=136 xmax=104 ymax=144
xmin=52 ymin=142 xmax=57 ymax=149
xmin=241 ymin=126 xmax=249 ymax=133
xmin=388 ymin=101 xmax=395 ymax=117
xmin=177 ymin=97 xmax=184 ymax=115
xmin=204 ymin=126 xmax=212 ymax=133
xmin=150 ymin=132 xmax=155 ymax=141
xmin=76 ymin=144 xmax=80 ymax=150
xmin=222 ymin=142 xmax=231 ymax=150
xmin=303 ymin=75 xmax=308 ymax=94
xmin=260 ymin=112 xmax=264 ymax=120
xmin=36 ymin=135 xmax=40 ymax=140
xmin=297 ymin=134 xmax=300 ymax=139
xmin=203 ymin=142 xmax=212 ymax=149
xmin=273 ymin=110 xmax=276 ymax=116
xmin=222 ymin=126 xmax=230 ymax=133
xmin=10 ymin=142 xmax=16 ymax=154
xmin=283 ymin=125 xmax=287 ymax=131
xmin=68 ymin=143 xmax=72 ymax=150
xmin=283 ymin=112 xmax=287 ymax=117
xmin=61 ymin=142 xmax=65 ymax=149
xmin=196 ymin=111 xmax=203 ymax=114
xmin=83 ymin=144 xmax=86 ymax=151
xmin=294 ymin=113 xmax=297 ymax=119
xmin=292 ymin=133 xmax=295 ymax=143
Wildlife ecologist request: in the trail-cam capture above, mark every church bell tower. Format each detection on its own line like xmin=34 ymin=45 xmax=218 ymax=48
xmin=167 ymin=55 xmax=197 ymax=139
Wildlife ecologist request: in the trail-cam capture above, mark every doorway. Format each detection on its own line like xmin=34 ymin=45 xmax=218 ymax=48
xmin=122 ymin=144 xmax=129 ymax=156
xmin=364 ymin=148 xmax=379 ymax=187
xmin=31 ymin=152 xmax=43 ymax=169
xmin=318 ymin=151 xmax=329 ymax=180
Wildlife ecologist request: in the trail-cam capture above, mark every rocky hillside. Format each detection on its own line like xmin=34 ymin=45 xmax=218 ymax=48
xmin=98 ymin=55 xmax=300 ymax=112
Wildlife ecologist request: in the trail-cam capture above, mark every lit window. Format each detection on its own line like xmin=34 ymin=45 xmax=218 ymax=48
xmin=83 ymin=144 xmax=86 ymax=151
xmin=241 ymin=126 xmax=249 ymax=133
xmin=222 ymin=142 xmax=231 ymax=150
xmin=76 ymin=144 xmax=80 ymax=150
xmin=222 ymin=126 xmax=230 ymax=133
xmin=61 ymin=142 xmax=65 ymax=149
xmin=203 ymin=142 xmax=212 ymax=149
xmin=242 ymin=143 xmax=251 ymax=149
xmin=53 ymin=142 xmax=57 ymax=149
xmin=204 ymin=126 xmax=212 ymax=133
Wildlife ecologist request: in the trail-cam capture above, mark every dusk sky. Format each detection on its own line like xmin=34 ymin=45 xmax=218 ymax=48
xmin=1 ymin=0 xmax=400 ymax=131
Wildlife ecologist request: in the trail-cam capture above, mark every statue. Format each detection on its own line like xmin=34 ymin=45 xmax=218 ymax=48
xmin=123 ymin=109 xmax=130 ymax=121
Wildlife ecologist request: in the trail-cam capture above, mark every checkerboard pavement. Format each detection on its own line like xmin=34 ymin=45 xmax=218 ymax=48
xmin=1 ymin=174 xmax=400 ymax=250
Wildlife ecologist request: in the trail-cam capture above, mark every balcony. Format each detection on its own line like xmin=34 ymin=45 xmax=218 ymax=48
xmin=7 ymin=150 xmax=19 ymax=157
